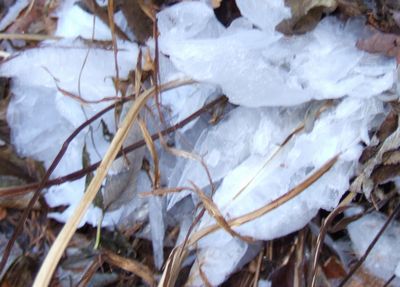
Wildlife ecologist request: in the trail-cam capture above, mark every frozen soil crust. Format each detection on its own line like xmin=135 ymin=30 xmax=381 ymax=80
xmin=1 ymin=0 xmax=400 ymax=285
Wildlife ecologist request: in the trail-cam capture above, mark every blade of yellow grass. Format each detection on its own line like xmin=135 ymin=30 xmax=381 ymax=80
xmin=158 ymin=245 xmax=188 ymax=287
xmin=32 ymin=78 xmax=193 ymax=287
xmin=190 ymin=182 xmax=253 ymax=243
xmin=138 ymin=118 xmax=160 ymax=187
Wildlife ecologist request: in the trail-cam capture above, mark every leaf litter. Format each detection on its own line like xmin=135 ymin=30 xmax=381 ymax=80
xmin=1 ymin=0 xmax=400 ymax=286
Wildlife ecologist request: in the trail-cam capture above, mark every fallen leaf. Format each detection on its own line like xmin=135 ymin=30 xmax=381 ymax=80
xmin=336 ymin=0 xmax=367 ymax=19
xmin=322 ymin=256 xmax=346 ymax=279
xmin=119 ymin=0 xmax=154 ymax=44
xmin=0 ymin=255 xmax=38 ymax=287
xmin=276 ymin=0 xmax=338 ymax=35
xmin=351 ymin=106 xmax=400 ymax=197
xmin=0 ymin=146 xmax=44 ymax=182
xmin=356 ymin=30 xmax=400 ymax=58
xmin=5 ymin=0 xmax=58 ymax=36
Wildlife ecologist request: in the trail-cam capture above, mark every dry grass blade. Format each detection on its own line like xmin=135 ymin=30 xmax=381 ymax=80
xmin=252 ymin=250 xmax=264 ymax=287
xmin=310 ymin=191 xmax=356 ymax=287
xmin=22 ymin=0 xmax=35 ymax=17
xmin=163 ymin=144 xmax=215 ymax=193
xmin=102 ymin=249 xmax=155 ymax=287
xmin=198 ymin=262 xmax=213 ymax=287
xmin=158 ymin=245 xmax=188 ymax=287
xmin=139 ymin=118 xmax=160 ymax=187
xmin=138 ymin=0 xmax=156 ymax=22
xmin=190 ymin=182 xmax=253 ymax=243
xmin=32 ymin=78 xmax=192 ymax=287
xmin=0 ymin=33 xmax=61 ymax=41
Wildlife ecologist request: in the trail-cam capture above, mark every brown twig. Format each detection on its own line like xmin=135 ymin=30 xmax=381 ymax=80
xmin=0 ymin=95 xmax=226 ymax=198
xmin=76 ymin=254 xmax=104 ymax=287
xmin=310 ymin=202 xmax=354 ymax=287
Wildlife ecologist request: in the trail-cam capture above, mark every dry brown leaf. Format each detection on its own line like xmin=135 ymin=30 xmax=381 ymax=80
xmin=119 ymin=0 xmax=153 ymax=44
xmin=276 ymin=0 xmax=338 ymax=35
xmin=0 ymin=146 xmax=44 ymax=182
xmin=336 ymin=0 xmax=367 ymax=19
xmin=5 ymin=0 xmax=58 ymax=36
xmin=345 ymin=267 xmax=387 ymax=287
xmin=322 ymin=256 xmax=347 ymax=279
xmin=0 ymin=255 xmax=38 ymax=287
xmin=356 ymin=31 xmax=400 ymax=58
xmin=351 ymin=109 xmax=400 ymax=197
xmin=0 ymin=189 xmax=40 ymax=209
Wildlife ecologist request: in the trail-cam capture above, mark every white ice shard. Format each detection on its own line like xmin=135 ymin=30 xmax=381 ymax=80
xmin=157 ymin=1 xmax=225 ymax=41
xmin=167 ymin=105 xmax=303 ymax=209
xmin=236 ymin=0 xmax=291 ymax=32
xmin=159 ymin=3 xmax=395 ymax=107
xmin=1 ymin=35 xmax=139 ymax=226
xmin=55 ymin=0 xmax=130 ymax=40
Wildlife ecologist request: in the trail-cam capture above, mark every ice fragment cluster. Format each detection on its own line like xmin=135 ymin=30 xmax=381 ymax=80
xmin=1 ymin=0 xmax=399 ymax=285
xmin=156 ymin=1 xmax=395 ymax=285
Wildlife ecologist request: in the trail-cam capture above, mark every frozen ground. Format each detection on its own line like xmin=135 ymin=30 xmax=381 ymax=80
xmin=1 ymin=0 xmax=399 ymax=285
